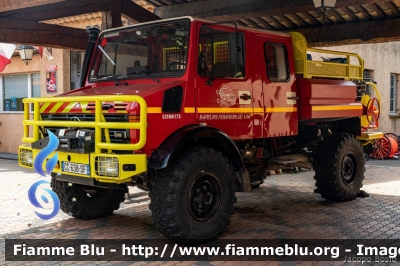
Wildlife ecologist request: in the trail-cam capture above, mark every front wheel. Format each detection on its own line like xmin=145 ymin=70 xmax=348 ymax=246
xmin=50 ymin=176 xmax=127 ymax=219
xmin=314 ymin=133 xmax=365 ymax=201
xmin=149 ymin=146 xmax=235 ymax=243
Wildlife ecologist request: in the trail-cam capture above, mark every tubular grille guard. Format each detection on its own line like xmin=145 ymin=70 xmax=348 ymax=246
xmin=22 ymin=95 xmax=147 ymax=153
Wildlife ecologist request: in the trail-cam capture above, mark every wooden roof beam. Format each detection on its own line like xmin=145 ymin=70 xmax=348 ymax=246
xmin=121 ymin=0 xmax=160 ymax=23
xmin=235 ymin=20 xmax=248 ymax=27
xmin=341 ymin=7 xmax=360 ymax=21
xmin=369 ymin=2 xmax=388 ymax=18
xmin=0 ymin=0 xmax=63 ymax=12
xmin=0 ymin=0 xmax=111 ymax=22
xmin=0 ymin=0 xmax=159 ymax=25
xmin=145 ymin=0 xmax=162 ymax=7
xmin=387 ymin=1 xmax=400 ymax=16
xmin=267 ymin=15 xmax=289 ymax=30
xmin=329 ymin=9 xmax=348 ymax=23
xmin=298 ymin=11 xmax=321 ymax=26
xmin=357 ymin=5 xmax=374 ymax=20
xmin=289 ymin=13 xmax=309 ymax=27
xmin=243 ymin=18 xmax=263 ymax=29
xmin=0 ymin=17 xmax=87 ymax=50
xmin=297 ymin=17 xmax=400 ymax=47
xmin=154 ymin=0 xmax=390 ymax=21
xmin=110 ymin=0 xmax=123 ymax=28
xmin=252 ymin=17 xmax=277 ymax=30
xmin=275 ymin=14 xmax=299 ymax=29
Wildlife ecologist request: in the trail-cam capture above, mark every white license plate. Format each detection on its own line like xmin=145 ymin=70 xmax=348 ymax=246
xmin=62 ymin=162 xmax=89 ymax=175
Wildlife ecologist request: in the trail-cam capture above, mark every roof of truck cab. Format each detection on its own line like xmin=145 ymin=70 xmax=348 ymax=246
xmin=100 ymin=16 xmax=291 ymax=38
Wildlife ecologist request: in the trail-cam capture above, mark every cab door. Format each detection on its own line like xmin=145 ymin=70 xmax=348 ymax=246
xmin=257 ymin=36 xmax=298 ymax=137
xmin=195 ymin=75 xmax=254 ymax=139
xmin=194 ymin=25 xmax=254 ymax=139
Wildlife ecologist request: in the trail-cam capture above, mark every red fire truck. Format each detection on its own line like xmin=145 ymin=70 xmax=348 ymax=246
xmin=19 ymin=16 xmax=382 ymax=242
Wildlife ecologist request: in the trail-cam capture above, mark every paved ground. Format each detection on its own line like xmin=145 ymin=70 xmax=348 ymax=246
xmin=1 ymin=157 xmax=400 ymax=265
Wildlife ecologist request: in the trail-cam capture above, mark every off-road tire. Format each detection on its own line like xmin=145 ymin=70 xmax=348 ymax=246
xmin=149 ymin=146 xmax=236 ymax=243
xmin=249 ymin=166 xmax=268 ymax=189
xmin=50 ymin=176 xmax=126 ymax=219
xmin=314 ymin=133 xmax=365 ymax=201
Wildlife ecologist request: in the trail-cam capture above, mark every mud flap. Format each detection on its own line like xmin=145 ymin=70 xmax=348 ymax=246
xmin=236 ymin=171 xmax=252 ymax=192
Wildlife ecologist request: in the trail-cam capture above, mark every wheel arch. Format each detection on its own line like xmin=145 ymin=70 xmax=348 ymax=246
xmin=148 ymin=125 xmax=245 ymax=173
xmin=323 ymin=117 xmax=361 ymax=136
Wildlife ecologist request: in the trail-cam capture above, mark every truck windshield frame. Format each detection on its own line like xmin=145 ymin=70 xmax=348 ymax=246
xmin=88 ymin=19 xmax=190 ymax=82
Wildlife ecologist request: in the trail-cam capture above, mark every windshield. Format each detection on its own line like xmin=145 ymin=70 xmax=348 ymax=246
xmin=89 ymin=19 xmax=190 ymax=82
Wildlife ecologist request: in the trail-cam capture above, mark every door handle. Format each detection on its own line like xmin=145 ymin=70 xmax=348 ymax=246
xmin=287 ymin=97 xmax=298 ymax=100
xmin=240 ymin=94 xmax=251 ymax=100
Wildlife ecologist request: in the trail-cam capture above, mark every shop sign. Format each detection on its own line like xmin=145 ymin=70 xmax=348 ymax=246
xmin=46 ymin=65 xmax=57 ymax=94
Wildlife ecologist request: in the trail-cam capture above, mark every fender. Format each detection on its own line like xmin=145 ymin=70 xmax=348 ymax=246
xmin=148 ymin=125 xmax=245 ymax=173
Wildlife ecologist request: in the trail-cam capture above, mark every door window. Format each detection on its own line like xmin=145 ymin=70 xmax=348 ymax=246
xmin=198 ymin=27 xmax=245 ymax=78
xmin=264 ymin=43 xmax=289 ymax=82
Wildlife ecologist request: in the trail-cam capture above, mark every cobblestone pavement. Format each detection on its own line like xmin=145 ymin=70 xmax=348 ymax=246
xmin=1 ymin=158 xmax=400 ymax=265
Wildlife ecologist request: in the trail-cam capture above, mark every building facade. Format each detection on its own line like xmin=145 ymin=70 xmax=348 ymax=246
xmin=0 ymin=49 xmax=72 ymax=153
xmin=326 ymin=42 xmax=400 ymax=134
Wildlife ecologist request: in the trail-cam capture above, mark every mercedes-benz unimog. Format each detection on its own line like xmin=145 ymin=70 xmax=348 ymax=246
xmin=19 ymin=16 xmax=382 ymax=243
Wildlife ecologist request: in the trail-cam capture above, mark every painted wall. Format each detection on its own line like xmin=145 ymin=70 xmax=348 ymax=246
xmin=322 ymin=42 xmax=400 ymax=134
xmin=2 ymin=54 xmax=40 ymax=74
xmin=0 ymin=49 xmax=71 ymax=154
xmin=0 ymin=113 xmax=25 ymax=153
xmin=0 ymin=55 xmax=39 ymax=153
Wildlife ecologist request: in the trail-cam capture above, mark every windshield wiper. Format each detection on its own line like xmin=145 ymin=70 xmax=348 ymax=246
xmin=127 ymin=71 xmax=160 ymax=83
xmin=97 ymin=45 xmax=115 ymax=65
xmin=91 ymin=74 xmax=121 ymax=81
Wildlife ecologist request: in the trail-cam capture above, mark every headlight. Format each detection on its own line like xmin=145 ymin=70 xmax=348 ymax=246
xmin=26 ymin=152 xmax=33 ymax=164
xmin=19 ymin=149 xmax=33 ymax=167
xmin=97 ymin=157 xmax=119 ymax=177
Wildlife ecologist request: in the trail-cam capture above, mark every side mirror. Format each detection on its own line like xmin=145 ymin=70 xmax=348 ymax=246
xmin=229 ymin=33 xmax=244 ymax=66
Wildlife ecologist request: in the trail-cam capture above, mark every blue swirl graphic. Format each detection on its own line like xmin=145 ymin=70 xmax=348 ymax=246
xmin=28 ymin=180 xmax=60 ymax=220
xmin=34 ymin=130 xmax=59 ymax=176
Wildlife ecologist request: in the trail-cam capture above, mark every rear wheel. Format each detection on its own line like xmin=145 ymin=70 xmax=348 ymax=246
xmin=50 ymin=176 xmax=126 ymax=219
xmin=149 ymin=146 xmax=235 ymax=243
xmin=248 ymin=166 xmax=268 ymax=189
xmin=314 ymin=133 xmax=365 ymax=201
